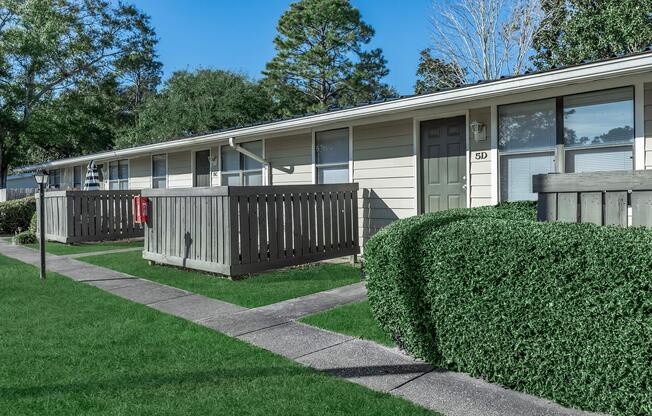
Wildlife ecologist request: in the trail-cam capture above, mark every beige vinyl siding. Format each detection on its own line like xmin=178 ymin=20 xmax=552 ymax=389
xmin=468 ymin=107 xmax=493 ymax=207
xmin=129 ymin=156 xmax=151 ymax=189
xmin=353 ymin=118 xmax=415 ymax=244
xmin=645 ymin=84 xmax=652 ymax=169
xmin=267 ymin=133 xmax=313 ymax=185
xmin=168 ymin=151 xmax=192 ymax=188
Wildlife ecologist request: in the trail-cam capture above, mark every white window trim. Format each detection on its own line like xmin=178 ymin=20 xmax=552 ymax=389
xmin=73 ymin=165 xmax=83 ymax=189
xmin=108 ymin=159 xmax=130 ymax=190
xmin=313 ymin=126 xmax=352 ymax=184
xmin=496 ymin=86 xmax=636 ymax=201
xmin=151 ymin=153 xmax=168 ymax=189
xmin=218 ymin=139 xmax=265 ymax=186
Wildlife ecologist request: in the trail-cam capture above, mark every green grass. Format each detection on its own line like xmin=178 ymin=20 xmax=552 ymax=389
xmin=25 ymin=240 xmax=143 ymax=255
xmin=0 ymin=254 xmax=434 ymax=416
xmin=80 ymin=251 xmax=361 ymax=308
xmin=301 ymin=300 xmax=395 ymax=347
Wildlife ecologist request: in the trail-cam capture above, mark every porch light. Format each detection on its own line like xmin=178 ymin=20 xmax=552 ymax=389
xmin=470 ymin=121 xmax=486 ymax=142
xmin=34 ymin=169 xmax=49 ymax=185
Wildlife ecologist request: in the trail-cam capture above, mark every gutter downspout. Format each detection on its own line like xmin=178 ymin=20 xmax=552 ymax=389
xmin=228 ymin=137 xmax=293 ymax=184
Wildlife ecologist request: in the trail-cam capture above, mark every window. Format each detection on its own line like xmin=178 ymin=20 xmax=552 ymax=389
xmin=315 ymin=128 xmax=349 ymax=184
xmin=498 ymin=87 xmax=635 ymax=201
xmin=499 ymin=99 xmax=556 ymax=201
xmin=220 ymin=140 xmax=263 ymax=186
xmin=563 ymin=87 xmax=634 ymax=172
xmin=73 ymin=166 xmax=82 ymax=189
xmin=152 ymin=154 xmax=167 ymax=189
xmin=48 ymin=169 xmax=61 ymax=189
xmin=109 ymin=159 xmax=129 ymax=190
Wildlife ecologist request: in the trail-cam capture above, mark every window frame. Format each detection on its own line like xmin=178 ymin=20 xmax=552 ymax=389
xmin=151 ymin=154 xmax=168 ymax=189
xmin=313 ymin=127 xmax=352 ymax=185
xmin=73 ymin=165 xmax=82 ymax=189
xmin=47 ymin=169 xmax=61 ymax=189
xmin=498 ymin=86 xmax=635 ymax=201
xmin=219 ymin=140 xmax=264 ymax=186
xmin=108 ymin=159 xmax=129 ymax=190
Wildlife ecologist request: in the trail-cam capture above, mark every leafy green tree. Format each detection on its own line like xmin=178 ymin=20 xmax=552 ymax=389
xmin=118 ymin=70 xmax=276 ymax=147
xmin=414 ymin=48 xmax=467 ymax=94
xmin=263 ymin=0 xmax=396 ymax=114
xmin=532 ymin=0 xmax=652 ymax=69
xmin=0 ymin=0 xmax=160 ymax=186
xmin=18 ymin=78 xmax=125 ymax=166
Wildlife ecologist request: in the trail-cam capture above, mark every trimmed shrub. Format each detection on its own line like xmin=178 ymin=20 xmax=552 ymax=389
xmin=13 ymin=231 xmax=37 ymax=245
xmin=0 ymin=197 xmax=36 ymax=234
xmin=365 ymin=204 xmax=652 ymax=416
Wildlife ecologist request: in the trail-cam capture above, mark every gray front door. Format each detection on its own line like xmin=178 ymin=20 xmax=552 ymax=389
xmin=421 ymin=116 xmax=467 ymax=213
xmin=194 ymin=150 xmax=211 ymax=187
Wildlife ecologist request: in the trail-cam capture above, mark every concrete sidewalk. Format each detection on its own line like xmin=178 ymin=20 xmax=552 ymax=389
xmin=0 ymin=240 xmax=603 ymax=416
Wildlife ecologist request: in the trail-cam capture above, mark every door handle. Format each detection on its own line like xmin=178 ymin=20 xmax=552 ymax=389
xmin=462 ymin=184 xmax=468 ymax=190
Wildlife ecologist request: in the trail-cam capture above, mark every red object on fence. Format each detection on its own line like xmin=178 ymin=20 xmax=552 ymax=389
xmin=133 ymin=196 xmax=149 ymax=224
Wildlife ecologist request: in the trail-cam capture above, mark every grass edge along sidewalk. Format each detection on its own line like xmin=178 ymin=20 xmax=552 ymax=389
xmin=80 ymin=250 xmax=361 ymax=308
xmin=0 ymin=253 xmax=436 ymax=416
xmin=300 ymin=300 xmax=396 ymax=347
xmin=24 ymin=239 xmax=143 ymax=255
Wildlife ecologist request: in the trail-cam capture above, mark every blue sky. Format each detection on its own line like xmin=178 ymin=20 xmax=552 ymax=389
xmin=131 ymin=0 xmax=433 ymax=95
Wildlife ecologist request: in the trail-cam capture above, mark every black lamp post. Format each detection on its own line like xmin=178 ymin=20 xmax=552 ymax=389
xmin=34 ymin=169 xmax=49 ymax=280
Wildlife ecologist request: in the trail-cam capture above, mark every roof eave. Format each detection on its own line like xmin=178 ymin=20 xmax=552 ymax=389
xmin=15 ymin=51 xmax=652 ymax=173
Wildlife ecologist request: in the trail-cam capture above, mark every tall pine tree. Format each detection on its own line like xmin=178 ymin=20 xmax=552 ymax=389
xmin=263 ymin=0 xmax=396 ymax=114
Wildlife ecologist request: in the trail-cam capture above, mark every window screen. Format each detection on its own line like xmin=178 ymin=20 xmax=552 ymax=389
xmin=152 ymin=155 xmax=166 ymax=189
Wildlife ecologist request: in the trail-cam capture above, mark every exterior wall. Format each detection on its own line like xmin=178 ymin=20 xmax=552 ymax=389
xmin=129 ymin=156 xmax=151 ymax=189
xmin=167 ymin=151 xmax=192 ymax=188
xmin=645 ymin=83 xmax=652 ymax=169
xmin=353 ymin=118 xmax=415 ymax=244
xmin=35 ymin=68 xmax=652 ymax=245
xmin=267 ymin=132 xmax=313 ymax=185
xmin=468 ymin=107 xmax=493 ymax=207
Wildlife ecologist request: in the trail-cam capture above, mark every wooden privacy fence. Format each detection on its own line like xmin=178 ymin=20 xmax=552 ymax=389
xmin=533 ymin=170 xmax=652 ymax=227
xmin=0 ymin=188 xmax=38 ymax=202
xmin=141 ymin=183 xmax=360 ymax=276
xmin=37 ymin=190 xmax=144 ymax=243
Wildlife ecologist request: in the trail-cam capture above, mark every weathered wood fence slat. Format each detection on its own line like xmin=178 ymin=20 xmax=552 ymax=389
xmin=37 ymin=190 xmax=144 ymax=243
xmin=142 ymin=183 xmax=360 ymax=277
xmin=533 ymin=170 xmax=652 ymax=227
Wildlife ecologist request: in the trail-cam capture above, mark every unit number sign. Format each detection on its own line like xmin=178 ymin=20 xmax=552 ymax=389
xmin=473 ymin=151 xmax=488 ymax=160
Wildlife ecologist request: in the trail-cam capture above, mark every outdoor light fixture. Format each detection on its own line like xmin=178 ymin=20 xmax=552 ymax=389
xmin=33 ymin=169 xmax=49 ymax=280
xmin=34 ymin=169 xmax=49 ymax=185
xmin=470 ymin=121 xmax=487 ymax=142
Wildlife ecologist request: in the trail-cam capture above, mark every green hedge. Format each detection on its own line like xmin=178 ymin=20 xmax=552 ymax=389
xmin=0 ymin=197 xmax=36 ymax=235
xmin=13 ymin=230 xmax=37 ymax=245
xmin=364 ymin=202 xmax=652 ymax=416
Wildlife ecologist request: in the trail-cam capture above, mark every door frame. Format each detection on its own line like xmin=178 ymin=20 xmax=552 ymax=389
xmin=413 ymin=111 xmax=470 ymax=214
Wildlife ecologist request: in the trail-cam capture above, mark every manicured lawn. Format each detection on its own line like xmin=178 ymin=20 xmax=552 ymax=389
xmin=25 ymin=240 xmax=143 ymax=255
xmin=80 ymin=251 xmax=361 ymax=308
xmin=301 ymin=300 xmax=396 ymax=347
xmin=0 ymin=254 xmax=434 ymax=415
